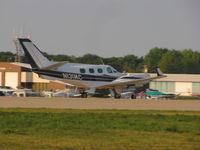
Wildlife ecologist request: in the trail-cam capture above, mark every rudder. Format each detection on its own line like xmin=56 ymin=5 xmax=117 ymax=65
xmin=17 ymin=38 xmax=54 ymax=68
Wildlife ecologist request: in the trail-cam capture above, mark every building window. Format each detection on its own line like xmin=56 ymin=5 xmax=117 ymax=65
xmin=106 ymin=67 xmax=113 ymax=73
xmin=80 ymin=68 xmax=86 ymax=73
xmin=97 ymin=68 xmax=103 ymax=73
xmin=89 ymin=68 xmax=95 ymax=73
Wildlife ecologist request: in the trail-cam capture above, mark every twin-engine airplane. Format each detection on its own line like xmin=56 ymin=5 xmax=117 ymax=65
xmin=14 ymin=38 xmax=166 ymax=98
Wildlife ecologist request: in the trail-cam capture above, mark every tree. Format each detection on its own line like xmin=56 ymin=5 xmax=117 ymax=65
xmin=0 ymin=52 xmax=15 ymax=62
xmin=191 ymin=51 xmax=200 ymax=74
xmin=122 ymin=55 xmax=143 ymax=73
xmin=103 ymin=57 xmax=123 ymax=72
xmin=135 ymin=57 xmax=145 ymax=72
xmin=76 ymin=54 xmax=103 ymax=65
xmin=121 ymin=55 xmax=136 ymax=72
xmin=158 ymin=50 xmax=183 ymax=73
xmin=51 ymin=54 xmax=75 ymax=62
xmin=181 ymin=49 xmax=200 ymax=74
xmin=144 ymin=47 xmax=168 ymax=72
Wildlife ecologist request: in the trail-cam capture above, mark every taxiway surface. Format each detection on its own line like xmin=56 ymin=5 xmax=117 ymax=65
xmin=0 ymin=97 xmax=200 ymax=111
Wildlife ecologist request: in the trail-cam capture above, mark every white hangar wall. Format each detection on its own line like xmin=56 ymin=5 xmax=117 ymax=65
xmin=150 ymin=74 xmax=200 ymax=95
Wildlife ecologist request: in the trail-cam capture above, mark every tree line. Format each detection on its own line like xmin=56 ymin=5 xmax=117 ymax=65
xmin=0 ymin=48 xmax=200 ymax=74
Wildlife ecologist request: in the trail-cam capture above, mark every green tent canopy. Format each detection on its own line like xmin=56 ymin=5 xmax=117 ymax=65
xmin=146 ymin=91 xmax=166 ymax=95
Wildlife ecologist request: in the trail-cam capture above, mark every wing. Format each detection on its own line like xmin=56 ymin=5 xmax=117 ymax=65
xmin=93 ymin=74 xmax=166 ymax=89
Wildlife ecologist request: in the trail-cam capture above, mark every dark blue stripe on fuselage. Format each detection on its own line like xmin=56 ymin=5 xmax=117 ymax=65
xmin=32 ymin=69 xmax=117 ymax=82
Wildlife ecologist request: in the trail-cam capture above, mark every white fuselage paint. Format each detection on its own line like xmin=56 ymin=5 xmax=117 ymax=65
xmin=57 ymin=63 xmax=122 ymax=77
xmin=39 ymin=63 xmax=149 ymax=89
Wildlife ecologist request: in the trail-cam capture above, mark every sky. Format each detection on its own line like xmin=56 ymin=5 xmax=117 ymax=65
xmin=0 ymin=0 xmax=200 ymax=57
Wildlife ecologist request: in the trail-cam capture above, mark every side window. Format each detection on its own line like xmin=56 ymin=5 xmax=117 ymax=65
xmin=113 ymin=70 xmax=117 ymax=73
xmin=97 ymin=68 xmax=103 ymax=73
xmin=80 ymin=68 xmax=86 ymax=73
xmin=107 ymin=67 xmax=113 ymax=73
xmin=89 ymin=68 xmax=95 ymax=73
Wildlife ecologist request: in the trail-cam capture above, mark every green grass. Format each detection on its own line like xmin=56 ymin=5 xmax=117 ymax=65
xmin=0 ymin=108 xmax=200 ymax=150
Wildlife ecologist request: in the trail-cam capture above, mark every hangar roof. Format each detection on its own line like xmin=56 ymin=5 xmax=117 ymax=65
xmin=151 ymin=74 xmax=200 ymax=82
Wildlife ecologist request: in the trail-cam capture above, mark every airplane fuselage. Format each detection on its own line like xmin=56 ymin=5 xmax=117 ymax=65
xmin=33 ymin=63 xmax=150 ymax=88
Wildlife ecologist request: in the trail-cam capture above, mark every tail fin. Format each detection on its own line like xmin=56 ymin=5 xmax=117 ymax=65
xmin=156 ymin=67 xmax=164 ymax=76
xmin=16 ymin=38 xmax=54 ymax=68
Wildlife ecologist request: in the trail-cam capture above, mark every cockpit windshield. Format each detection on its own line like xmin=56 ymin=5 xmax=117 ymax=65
xmin=106 ymin=67 xmax=113 ymax=73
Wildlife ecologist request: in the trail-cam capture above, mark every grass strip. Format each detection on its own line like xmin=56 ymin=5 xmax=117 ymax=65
xmin=0 ymin=108 xmax=200 ymax=150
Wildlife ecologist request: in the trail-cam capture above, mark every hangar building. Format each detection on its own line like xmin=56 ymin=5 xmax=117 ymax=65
xmin=0 ymin=62 xmax=65 ymax=92
xmin=150 ymin=74 xmax=200 ymax=95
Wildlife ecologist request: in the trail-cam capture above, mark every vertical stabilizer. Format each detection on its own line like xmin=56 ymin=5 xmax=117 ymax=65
xmin=17 ymin=38 xmax=54 ymax=68
xmin=156 ymin=67 xmax=164 ymax=76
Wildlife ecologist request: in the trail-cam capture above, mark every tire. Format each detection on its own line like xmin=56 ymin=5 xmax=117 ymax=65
xmin=114 ymin=94 xmax=121 ymax=99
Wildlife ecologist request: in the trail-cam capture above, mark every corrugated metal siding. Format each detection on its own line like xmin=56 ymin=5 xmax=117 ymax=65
xmin=150 ymin=82 xmax=156 ymax=89
xmin=150 ymin=81 xmax=175 ymax=93
xmin=192 ymin=82 xmax=200 ymax=94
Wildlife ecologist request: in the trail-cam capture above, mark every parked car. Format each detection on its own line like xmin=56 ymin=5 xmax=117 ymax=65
xmin=0 ymin=86 xmax=15 ymax=92
xmin=12 ymin=89 xmax=40 ymax=97
xmin=0 ymin=91 xmax=5 ymax=96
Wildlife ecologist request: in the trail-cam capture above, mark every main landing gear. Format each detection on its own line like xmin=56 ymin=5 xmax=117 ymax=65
xmin=78 ymin=88 xmax=88 ymax=98
xmin=114 ymin=93 xmax=121 ymax=99
xmin=81 ymin=92 xmax=88 ymax=98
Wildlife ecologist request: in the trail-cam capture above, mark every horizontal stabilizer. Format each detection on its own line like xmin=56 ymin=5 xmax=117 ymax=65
xmin=42 ymin=61 xmax=68 ymax=70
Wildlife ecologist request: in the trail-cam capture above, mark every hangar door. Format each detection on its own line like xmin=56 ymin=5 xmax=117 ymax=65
xmin=175 ymin=82 xmax=192 ymax=93
xmin=5 ymin=72 xmax=18 ymax=89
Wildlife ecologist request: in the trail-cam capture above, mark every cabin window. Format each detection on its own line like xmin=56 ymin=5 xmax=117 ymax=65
xmin=107 ymin=67 xmax=113 ymax=73
xmin=89 ymin=68 xmax=95 ymax=73
xmin=113 ymin=70 xmax=117 ymax=73
xmin=80 ymin=68 xmax=86 ymax=73
xmin=97 ymin=68 xmax=103 ymax=73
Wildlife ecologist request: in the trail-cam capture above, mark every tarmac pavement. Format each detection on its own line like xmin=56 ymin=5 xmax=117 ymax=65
xmin=0 ymin=97 xmax=200 ymax=111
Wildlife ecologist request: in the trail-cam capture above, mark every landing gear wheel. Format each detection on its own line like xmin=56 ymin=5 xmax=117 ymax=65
xmin=81 ymin=92 xmax=88 ymax=98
